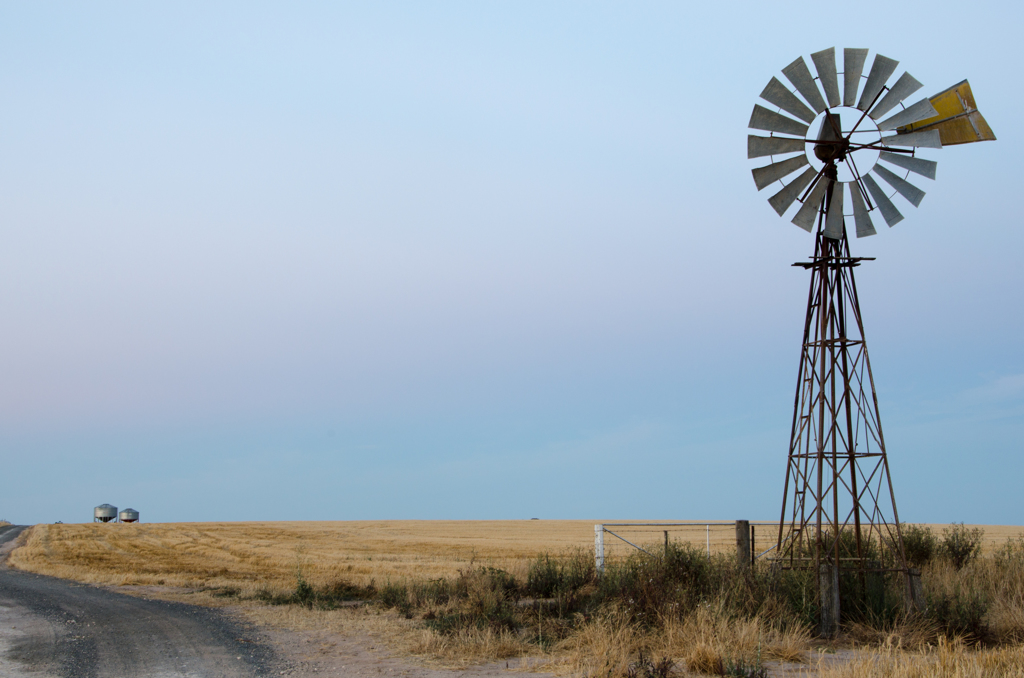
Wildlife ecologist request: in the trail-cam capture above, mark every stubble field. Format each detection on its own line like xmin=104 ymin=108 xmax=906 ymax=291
xmin=11 ymin=520 xmax=1023 ymax=595
xmin=10 ymin=520 xmax=610 ymax=597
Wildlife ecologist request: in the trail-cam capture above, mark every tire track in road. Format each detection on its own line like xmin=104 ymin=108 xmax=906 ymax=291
xmin=0 ymin=525 xmax=280 ymax=678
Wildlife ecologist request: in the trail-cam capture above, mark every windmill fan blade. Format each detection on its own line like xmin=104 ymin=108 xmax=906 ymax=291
xmin=782 ymin=56 xmax=827 ymax=114
xmin=873 ymin=165 xmax=926 ymax=207
xmin=811 ymin=47 xmax=840 ymax=108
xmin=752 ymin=155 xmax=810 ymax=190
xmin=823 ymin=182 xmax=844 ymax=240
xmin=760 ymin=77 xmax=816 ymax=123
xmin=857 ymin=54 xmax=899 ymax=111
xmin=870 ymin=72 xmax=923 ymax=120
xmin=880 ymin=129 xmax=942 ymax=149
xmin=850 ymin=182 xmax=876 ymax=237
xmin=877 ymin=98 xmax=939 ymax=130
xmin=748 ymin=135 xmax=805 ymax=159
xmin=749 ymin=105 xmax=810 ymax=137
xmin=843 ymin=48 xmax=868 ymax=106
xmin=862 ymin=174 xmax=904 ymax=227
xmin=768 ymin=167 xmax=817 ymax=216
xmin=792 ymin=176 xmax=829 ymax=232
xmin=878 ymin=151 xmax=937 ymax=180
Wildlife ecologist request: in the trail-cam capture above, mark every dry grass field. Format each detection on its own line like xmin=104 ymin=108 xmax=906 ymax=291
xmin=10 ymin=520 xmax=1024 ymax=676
xmin=11 ymin=521 xmax=1023 ymax=596
xmin=10 ymin=520 xmax=609 ymax=598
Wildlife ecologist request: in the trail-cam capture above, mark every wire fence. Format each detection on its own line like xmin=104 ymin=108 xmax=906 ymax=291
xmin=594 ymin=522 xmax=780 ymax=571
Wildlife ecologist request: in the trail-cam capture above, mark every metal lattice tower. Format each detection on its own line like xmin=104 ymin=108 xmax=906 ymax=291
xmin=776 ymin=175 xmax=907 ymax=577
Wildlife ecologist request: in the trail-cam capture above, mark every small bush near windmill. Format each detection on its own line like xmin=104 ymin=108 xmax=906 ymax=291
xmin=926 ymin=586 xmax=991 ymax=643
xmin=256 ymin=572 xmax=372 ymax=610
xmin=902 ymin=524 xmax=939 ymax=567
xmin=722 ymin=659 xmax=769 ymax=678
xmin=940 ymin=523 xmax=985 ymax=570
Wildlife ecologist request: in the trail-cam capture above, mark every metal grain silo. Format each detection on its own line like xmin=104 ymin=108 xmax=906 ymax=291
xmin=118 ymin=508 xmax=139 ymax=523
xmin=93 ymin=504 xmax=117 ymax=523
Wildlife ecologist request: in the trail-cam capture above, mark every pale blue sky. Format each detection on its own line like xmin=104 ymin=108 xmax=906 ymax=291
xmin=0 ymin=2 xmax=1019 ymax=525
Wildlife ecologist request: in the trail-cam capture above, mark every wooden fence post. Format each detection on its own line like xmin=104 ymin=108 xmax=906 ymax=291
xmin=735 ymin=520 xmax=751 ymax=568
xmin=906 ymin=568 xmax=925 ymax=612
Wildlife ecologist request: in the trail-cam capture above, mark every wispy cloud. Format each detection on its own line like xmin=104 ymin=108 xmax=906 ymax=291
xmin=962 ymin=374 xmax=1024 ymax=403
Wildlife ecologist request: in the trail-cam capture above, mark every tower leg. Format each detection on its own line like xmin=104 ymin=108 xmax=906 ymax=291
xmin=818 ymin=560 xmax=840 ymax=637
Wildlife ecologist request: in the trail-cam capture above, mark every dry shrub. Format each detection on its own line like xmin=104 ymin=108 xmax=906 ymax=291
xmin=662 ymin=603 xmax=811 ymax=669
xmin=240 ymin=598 xmax=394 ymax=636
xmin=668 ymin=605 xmax=759 ymax=669
xmin=902 ymin=524 xmax=940 ymax=568
xmin=684 ymin=643 xmax=722 ymax=675
xmin=408 ymin=626 xmax=528 ymax=665
xmin=986 ymin=539 xmax=1024 ymax=642
xmin=763 ymin=626 xmax=812 ymax=663
xmin=554 ymin=602 xmax=811 ymax=676
xmin=845 ymin=613 xmax=942 ymax=651
xmin=557 ymin=608 xmax=643 ymax=677
xmin=920 ymin=538 xmax=1024 ymax=643
xmin=941 ymin=524 xmax=986 ymax=571
xmin=989 ymin=593 xmax=1024 ymax=644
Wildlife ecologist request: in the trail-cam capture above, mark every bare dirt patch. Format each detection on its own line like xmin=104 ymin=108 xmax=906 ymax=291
xmin=253 ymin=623 xmax=553 ymax=678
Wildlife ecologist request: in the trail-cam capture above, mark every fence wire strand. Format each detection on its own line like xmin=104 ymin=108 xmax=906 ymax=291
xmin=595 ymin=522 xmax=778 ymax=563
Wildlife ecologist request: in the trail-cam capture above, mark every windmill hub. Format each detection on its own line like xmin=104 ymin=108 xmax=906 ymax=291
xmin=806 ymin=107 xmax=882 ymax=184
xmin=812 ymin=140 xmax=847 ymax=163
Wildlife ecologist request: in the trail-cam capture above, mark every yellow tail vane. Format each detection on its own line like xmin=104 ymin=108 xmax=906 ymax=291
xmin=899 ymin=80 xmax=996 ymax=145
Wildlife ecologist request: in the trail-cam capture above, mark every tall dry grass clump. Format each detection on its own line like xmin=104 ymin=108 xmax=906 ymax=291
xmin=816 ymin=637 xmax=1024 ymax=677
xmin=919 ymin=536 xmax=1024 ymax=644
xmin=561 ymin=602 xmax=811 ymax=676
xmin=895 ymin=524 xmax=1024 ymax=644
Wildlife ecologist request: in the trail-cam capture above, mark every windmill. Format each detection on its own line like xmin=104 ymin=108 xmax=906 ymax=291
xmin=747 ymin=48 xmax=995 ymax=635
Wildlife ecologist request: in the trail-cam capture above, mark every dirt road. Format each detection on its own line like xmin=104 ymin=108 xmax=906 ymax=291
xmin=0 ymin=525 xmax=559 ymax=678
xmin=0 ymin=525 xmax=279 ymax=677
